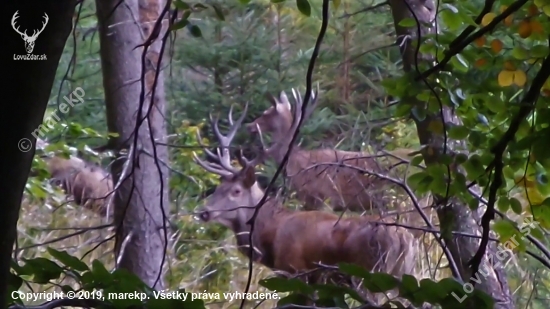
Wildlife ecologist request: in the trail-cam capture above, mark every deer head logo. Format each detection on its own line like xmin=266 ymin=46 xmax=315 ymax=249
xmin=11 ymin=11 xmax=49 ymax=54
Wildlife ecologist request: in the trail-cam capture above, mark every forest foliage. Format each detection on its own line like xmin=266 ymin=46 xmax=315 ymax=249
xmin=10 ymin=0 xmax=550 ymax=308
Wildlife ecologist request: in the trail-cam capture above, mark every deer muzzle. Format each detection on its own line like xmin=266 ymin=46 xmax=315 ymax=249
xmin=196 ymin=208 xmax=211 ymax=222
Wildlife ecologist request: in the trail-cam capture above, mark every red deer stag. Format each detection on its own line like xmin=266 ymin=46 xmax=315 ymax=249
xmin=192 ymin=107 xmax=418 ymax=305
xmin=245 ymin=85 xmax=396 ymax=213
xmin=34 ymin=138 xmax=113 ymax=217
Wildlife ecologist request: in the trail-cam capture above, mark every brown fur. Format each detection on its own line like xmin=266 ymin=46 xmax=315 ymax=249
xmin=192 ymin=112 xmax=418 ymax=305
xmin=194 ymin=157 xmax=417 ymax=305
xmin=245 ymin=88 xmax=397 ymax=212
xmin=35 ymin=139 xmax=113 ymax=216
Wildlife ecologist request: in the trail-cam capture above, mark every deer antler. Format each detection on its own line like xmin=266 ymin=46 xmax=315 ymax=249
xmin=11 ymin=11 xmax=27 ymax=37
xmin=193 ymin=103 xmax=248 ymax=177
xmin=289 ymin=82 xmax=320 ymax=135
xmin=29 ymin=13 xmax=49 ymax=39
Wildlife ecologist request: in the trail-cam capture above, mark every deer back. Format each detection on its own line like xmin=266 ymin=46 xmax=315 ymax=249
xmin=284 ymin=148 xmax=387 ymax=211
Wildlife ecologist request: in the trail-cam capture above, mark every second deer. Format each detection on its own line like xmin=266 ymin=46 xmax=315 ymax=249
xmin=192 ymin=106 xmax=419 ymax=305
xmin=245 ymin=85 xmax=396 ymax=213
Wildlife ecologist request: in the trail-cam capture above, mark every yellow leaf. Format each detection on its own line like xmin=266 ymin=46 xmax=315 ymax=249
xmin=427 ymin=147 xmax=434 ymax=156
xmin=526 ymin=186 xmax=545 ymax=204
xmin=428 ymin=120 xmax=444 ymax=134
xmin=534 ymin=0 xmax=545 ymax=8
xmin=332 ymin=0 xmax=341 ymax=10
xmin=513 ymin=70 xmax=527 ymax=87
xmin=481 ymin=12 xmax=496 ymax=26
xmin=498 ymin=70 xmax=514 ymax=87
xmin=515 ymin=175 xmax=537 ymax=188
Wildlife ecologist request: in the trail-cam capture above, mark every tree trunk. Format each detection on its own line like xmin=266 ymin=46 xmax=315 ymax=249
xmin=388 ymin=0 xmax=513 ymax=308
xmin=3 ymin=0 xmax=75 ymax=306
xmin=96 ymin=0 xmax=170 ymax=289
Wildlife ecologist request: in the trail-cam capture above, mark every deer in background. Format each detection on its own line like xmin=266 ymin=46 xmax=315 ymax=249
xmin=32 ymin=138 xmax=113 ymax=217
xmin=192 ymin=107 xmax=418 ymax=305
xmin=245 ymin=84 xmax=396 ymax=213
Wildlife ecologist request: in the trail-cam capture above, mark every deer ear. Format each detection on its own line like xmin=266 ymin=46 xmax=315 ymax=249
xmin=265 ymin=92 xmax=277 ymax=107
xmin=241 ymin=165 xmax=256 ymax=188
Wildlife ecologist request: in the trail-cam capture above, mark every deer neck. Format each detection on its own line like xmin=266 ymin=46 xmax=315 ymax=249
xmin=233 ymin=195 xmax=292 ymax=269
xmin=269 ymin=127 xmax=301 ymax=165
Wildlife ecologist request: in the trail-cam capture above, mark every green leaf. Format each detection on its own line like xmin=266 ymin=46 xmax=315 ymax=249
xmin=338 ymin=263 xmax=372 ymax=280
xmin=21 ymin=257 xmax=63 ymax=284
xmin=46 ymin=248 xmax=89 ymax=272
xmin=531 ymin=45 xmax=549 ymax=58
xmin=187 ymin=24 xmax=202 ymax=37
xmin=296 ymin=0 xmax=311 ymax=16
xmin=211 ymin=4 xmax=225 ymax=21
xmin=173 ymin=0 xmax=189 ymax=10
xmin=511 ymin=46 xmax=529 ymax=60
xmin=497 ymin=197 xmax=510 ymax=212
xmin=411 ymin=155 xmax=424 ymax=166
xmin=418 ymin=278 xmax=447 ymax=303
xmin=448 ymin=125 xmax=470 ymax=140
xmin=170 ymin=13 xmax=190 ymax=31
xmin=451 ymin=54 xmax=469 ymax=72
xmin=91 ymin=259 xmax=112 ymax=284
xmin=398 ymin=17 xmax=416 ymax=27
xmin=407 ymin=171 xmax=427 ymax=188
xmin=368 ymin=273 xmax=399 ymax=292
xmin=260 ymin=277 xmax=314 ymax=294
xmin=394 ymin=102 xmax=413 ymax=117
xmin=398 ymin=274 xmax=420 ymax=301
xmin=411 ymin=106 xmax=426 ymax=121
xmin=239 ymin=0 xmax=251 ymax=3
xmin=510 ymin=197 xmax=523 ymax=214
xmin=332 ymin=0 xmax=341 ymax=10
xmin=463 ymin=155 xmax=485 ymax=180
xmin=493 ymin=220 xmax=516 ymax=242
xmin=277 ymin=294 xmax=309 ymax=306
xmin=441 ymin=9 xmax=462 ymax=30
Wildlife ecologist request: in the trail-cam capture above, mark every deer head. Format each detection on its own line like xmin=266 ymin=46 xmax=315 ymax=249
xmin=12 ymin=11 xmax=49 ymax=54
xmin=192 ymin=103 xmax=266 ymax=229
xmin=245 ymin=83 xmax=320 ymax=141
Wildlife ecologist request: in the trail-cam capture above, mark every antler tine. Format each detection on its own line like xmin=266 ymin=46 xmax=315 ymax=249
xmin=290 ymin=83 xmax=320 ymax=131
xmin=11 ymin=11 xmax=26 ymax=37
xmin=304 ymin=82 xmax=320 ymax=119
xmin=243 ymin=123 xmax=275 ymax=169
xmin=209 ymin=103 xmax=249 ymax=174
xmin=195 ymin=126 xmax=221 ymax=163
xmin=192 ymin=151 xmax=234 ymax=177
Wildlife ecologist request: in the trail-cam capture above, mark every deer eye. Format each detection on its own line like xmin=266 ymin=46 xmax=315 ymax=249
xmin=233 ymin=188 xmax=241 ymax=196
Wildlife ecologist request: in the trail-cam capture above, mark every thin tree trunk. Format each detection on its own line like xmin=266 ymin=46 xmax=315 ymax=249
xmin=3 ymin=0 xmax=75 ymax=306
xmin=96 ymin=0 xmax=170 ymax=289
xmin=388 ymin=0 xmax=513 ymax=308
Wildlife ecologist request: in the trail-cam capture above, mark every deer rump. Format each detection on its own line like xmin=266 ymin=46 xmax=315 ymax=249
xmin=285 ymin=148 xmax=386 ymax=212
xmin=46 ymin=156 xmax=113 ymax=216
